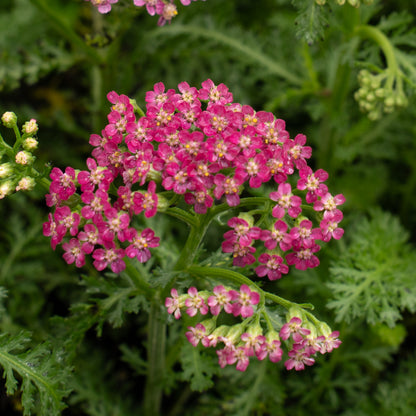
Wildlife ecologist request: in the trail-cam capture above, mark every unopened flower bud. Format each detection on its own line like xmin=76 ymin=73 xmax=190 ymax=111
xmin=0 ymin=163 xmax=13 ymax=179
xmin=23 ymin=137 xmax=38 ymax=151
xmin=16 ymin=176 xmax=36 ymax=192
xmin=225 ymin=323 xmax=245 ymax=344
xmin=1 ymin=111 xmax=17 ymax=128
xmin=316 ymin=322 xmax=332 ymax=337
xmin=15 ymin=150 xmax=34 ymax=165
xmin=156 ymin=193 xmax=170 ymax=211
xmin=199 ymin=317 xmax=217 ymax=335
xmin=22 ymin=119 xmax=38 ymax=135
xmin=265 ymin=329 xmax=281 ymax=344
xmin=0 ymin=181 xmax=14 ymax=199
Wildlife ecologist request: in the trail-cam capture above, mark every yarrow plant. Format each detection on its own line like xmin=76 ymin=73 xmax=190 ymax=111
xmin=42 ymin=78 xmax=344 ymax=372
xmin=85 ymin=0 xmax=206 ymax=25
xmin=3 ymin=0 xmax=416 ymax=414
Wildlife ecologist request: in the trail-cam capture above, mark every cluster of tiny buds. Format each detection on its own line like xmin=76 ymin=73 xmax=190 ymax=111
xmin=355 ymin=69 xmax=408 ymax=120
xmin=86 ymin=0 xmax=205 ymax=25
xmin=0 ymin=112 xmax=39 ymax=199
xmin=166 ymin=286 xmax=341 ymax=371
xmin=315 ymin=0 xmax=374 ymax=6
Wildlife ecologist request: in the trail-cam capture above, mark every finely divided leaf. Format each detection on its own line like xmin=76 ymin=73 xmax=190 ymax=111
xmin=327 ymin=210 xmax=416 ymax=327
xmin=0 ymin=332 xmax=71 ymax=415
xmin=180 ymin=342 xmax=218 ymax=392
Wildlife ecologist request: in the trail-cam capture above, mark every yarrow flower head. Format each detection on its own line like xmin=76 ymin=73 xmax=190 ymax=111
xmin=43 ymin=78 xmax=344 ymax=278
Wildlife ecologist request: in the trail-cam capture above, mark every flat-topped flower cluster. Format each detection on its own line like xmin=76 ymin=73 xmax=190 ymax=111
xmin=86 ymin=0 xmax=205 ymax=25
xmin=166 ymin=285 xmax=341 ymax=371
xmin=43 ymin=79 xmax=344 ymax=274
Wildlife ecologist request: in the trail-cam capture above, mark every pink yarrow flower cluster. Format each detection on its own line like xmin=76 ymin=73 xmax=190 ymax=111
xmin=166 ymin=286 xmax=341 ymax=372
xmin=44 ymin=78 xmax=344 ymax=273
xmin=85 ymin=0 xmax=205 ymax=26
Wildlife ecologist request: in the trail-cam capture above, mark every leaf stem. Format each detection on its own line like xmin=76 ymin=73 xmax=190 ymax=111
xmin=354 ymin=25 xmax=399 ymax=75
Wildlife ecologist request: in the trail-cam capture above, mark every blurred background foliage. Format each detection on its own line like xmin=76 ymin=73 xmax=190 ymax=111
xmin=1 ymin=0 xmax=416 ymax=414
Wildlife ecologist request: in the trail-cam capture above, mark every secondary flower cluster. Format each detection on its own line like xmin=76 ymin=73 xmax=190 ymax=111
xmin=222 ymin=201 xmax=344 ymax=277
xmin=166 ymin=285 xmax=341 ymax=371
xmin=0 ymin=112 xmax=39 ymax=199
xmin=43 ymin=78 xmax=344 ymax=274
xmin=85 ymin=0 xmax=205 ymax=25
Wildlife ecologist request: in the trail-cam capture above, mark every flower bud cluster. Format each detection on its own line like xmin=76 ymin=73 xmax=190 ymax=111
xmin=85 ymin=0 xmax=205 ymax=25
xmin=355 ymin=69 xmax=408 ymax=120
xmin=44 ymin=78 xmax=344 ymax=274
xmin=0 ymin=113 xmax=39 ymax=199
xmin=166 ymin=286 xmax=341 ymax=371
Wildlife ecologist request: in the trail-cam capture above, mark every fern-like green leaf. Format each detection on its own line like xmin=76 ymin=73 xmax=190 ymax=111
xmin=0 ymin=331 xmax=71 ymax=415
xmin=327 ymin=210 xmax=416 ymax=327
xmin=82 ymin=274 xmax=148 ymax=331
xmin=292 ymin=0 xmax=329 ymax=44
xmin=180 ymin=342 xmax=218 ymax=392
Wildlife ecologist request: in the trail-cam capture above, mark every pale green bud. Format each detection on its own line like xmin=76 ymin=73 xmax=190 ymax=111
xmin=15 ymin=151 xmax=34 ymax=165
xmin=384 ymin=96 xmax=395 ymax=108
xmin=0 ymin=181 xmax=14 ymax=199
xmin=225 ymin=323 xmax=246 ymax=344
xmin=375 ymin=88 xmax=385 ymax=98
xmin=22 ymin=119 xmax=38 ymax=135
xmin=15 ymin=176 xmax=36 ymax=192
xmin=1 ymin=111 xmax=17 ymax=128
xmin=22 ymin=137 xmax=38 ymax=151
xmin=0 ymin=163 xmax=13 ymax=179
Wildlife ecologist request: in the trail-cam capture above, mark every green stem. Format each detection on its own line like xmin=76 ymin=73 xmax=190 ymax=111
xmin=188 ymin=265 xmax=315 ymax=315
xmin=354 ymin=25 xmax=399 ymax=75
xmin=164 ymin=207 xmax=197 ymax=227
xmin=188 ymin=265 xmax=261 ymax=291
xmin=143 ymin=297 xmax=166 ymax=416
xmin=173 ymin=214 xmax=212 ymax=271
xmin=210 ymin=196 xmax=270 ymax=218
xmin=0 ymin=134 xmax=14 ymax=158
xmin=12 ymin=125 xmax=22 ymax=152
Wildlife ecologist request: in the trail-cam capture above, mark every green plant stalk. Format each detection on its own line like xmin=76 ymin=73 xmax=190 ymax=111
xmin=0 ymin=134 xmax=14 ymax=159
xmin=354 ymin=25 xmax=399 ymax=76
xmin=143 ymin=208 xmax=214 ymax=414
xmin=173 ymin=213 xmax=212 ymax=271
xmin=143 ymin=297 xmax=166 ymax=416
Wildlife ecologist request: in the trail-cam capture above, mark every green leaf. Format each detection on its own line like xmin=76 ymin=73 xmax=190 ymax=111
xmin=179 ymin=342 xmax=218 ymax=392
xmin=0 ymin=331 xmax=71 ymax=415
xmin=292 ymin=0 xmax=329 ymax=44
xmin=81 ymin=274 xmax=148 ymax=331
xmin=327 ymin=210 xmax=416 ymax=327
